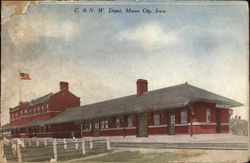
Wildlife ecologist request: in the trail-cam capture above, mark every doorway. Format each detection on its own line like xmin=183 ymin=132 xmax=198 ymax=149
xmin=91 ymin=120 xmax=100 ymax=137
xmin=168 ymin=110 xmax=175 ymax=135
xmin=216 ymin=108 xmax=221 ymax=133
xmin=136 ymin=113 xmax=148 ymax=137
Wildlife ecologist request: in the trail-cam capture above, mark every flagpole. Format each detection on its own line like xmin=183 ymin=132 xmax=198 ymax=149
xmin=18 ymin=70 xmax=21 ymax=102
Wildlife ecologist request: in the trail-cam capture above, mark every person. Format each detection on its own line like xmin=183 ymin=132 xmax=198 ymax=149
xmin=0 ymin=137 xmax=10 ymax=162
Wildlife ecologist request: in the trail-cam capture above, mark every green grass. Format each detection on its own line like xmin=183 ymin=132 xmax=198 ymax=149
xmin=4 ymin=145 xmax=204 ymax=162
xmin=81 ymin=150 xmax=205 ymax=162
xmin=4 ymin=145 xmax=110 ymax=162
xmin=83 ymin=151 xmax=181 ymax=162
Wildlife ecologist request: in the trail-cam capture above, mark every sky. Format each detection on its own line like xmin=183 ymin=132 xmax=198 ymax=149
xmin=1 ymin=1 xmax=249 ymax=125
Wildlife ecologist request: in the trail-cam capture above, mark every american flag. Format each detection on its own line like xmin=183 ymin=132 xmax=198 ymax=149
xmin=20 ymin=72 xmax=31 ymax=80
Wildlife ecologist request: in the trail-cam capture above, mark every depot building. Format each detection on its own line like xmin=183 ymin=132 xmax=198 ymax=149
xmin=0 ymin=79 xmax=242 ymax=138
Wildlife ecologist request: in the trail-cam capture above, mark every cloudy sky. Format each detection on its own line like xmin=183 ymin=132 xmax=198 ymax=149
xmin=1 ymin=2 xmax=248 ymax=125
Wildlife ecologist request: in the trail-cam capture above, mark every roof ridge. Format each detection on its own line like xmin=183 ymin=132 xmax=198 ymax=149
xmin=31 ymin=92 xmax=53 ymax=102
xmin=185 ymin=83 xmax=200 ymax=99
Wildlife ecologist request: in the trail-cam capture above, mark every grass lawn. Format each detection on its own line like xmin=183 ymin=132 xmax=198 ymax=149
xmin=4 ymin=145 xmax=111 ymax=162
xmin=82 ymin=150 xmax=204 ymax=162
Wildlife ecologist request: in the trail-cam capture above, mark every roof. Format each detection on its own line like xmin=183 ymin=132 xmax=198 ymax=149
xmin=10 ymin=90 xmax=79 ymax=112
xmin=46 ymin=83 xmax=243 ymax=124
xmin=2 ymin=83 xmax=243 ymax=130
xmin=29 ymin=93 xmax=53 ymax=106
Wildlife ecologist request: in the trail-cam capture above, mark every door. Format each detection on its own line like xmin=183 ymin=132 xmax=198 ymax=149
xmin=216 ymin=108 xmax=221 ymax=133
xmin=136 ymin=113 xmax=148 ymax=137
xmin=91 ymin=120 xmax=100 ymax=137
xmin=168 ymin=110 xmax=175 ymax=135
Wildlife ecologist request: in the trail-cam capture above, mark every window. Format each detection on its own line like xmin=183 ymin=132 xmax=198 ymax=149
xmin=44 ymin=126 xmax=47 ymax=133
xmin=101 ymin=120 xmax=109 ymax=129
xmin=95 ymin=122 xmax=99 ymax=129
xmin=206 ymin=108 xmax=211 ymax=122
xmin=180 ymin=109 xmax=187 ymax=123
xmin=101 ymin=121 xmax=105 ymax=129
xmin=127 ymin=115 xmax=133 ymax=127
xmin=116 ymin=118 xmax=121 ymax=128
xmin=104 ymin=120 xmax=109 ymax=129
xmin=153 ymin=113 xmax=160 ymax=125
xmin=85 ymin=122 xmax=89 ymax=130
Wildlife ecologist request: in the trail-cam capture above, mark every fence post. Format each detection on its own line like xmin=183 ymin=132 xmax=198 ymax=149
xmin=89 ymin=137 xmax=93 ymax=149
xmin=82 ymin=138 xmax=86 ymax=155
xmin=75 ymin=138 xmax=79 ymax=150
xmin=64 ymin=138 xmax=67 ymax=149
xmin=17 ymin=139 xmax=23 ymax=162
xmin=29 ymin=138 xmax=31 ymax=147
xmin=36 ymin=138 xmax=39 ymax=147
xmin=44 ymin=138 xmax=47 ymax=148
xmin=106 ymin=137 xmax=111 ymax=150
xmin=53 ymin=139 xmax=58 ymax=162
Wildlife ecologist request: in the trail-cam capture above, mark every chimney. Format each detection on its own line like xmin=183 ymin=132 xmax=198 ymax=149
xmin=137 ymin=79 xmax=148 ymax=96
xmin=60 ymin=81 xmax=69 ymax=91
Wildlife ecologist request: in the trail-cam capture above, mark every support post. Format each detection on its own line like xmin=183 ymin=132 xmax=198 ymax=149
xmin=53 ymin=139 xmax=58 ymax=162
xmin=44 ymin=138 xmax=47 ymax=148
xmin=36 ymin=138 xmax=39 ymax=147
xmin=75 ymin=139 xmax=79 ymax=150
xmin=17 ymin=139 xmax=22 ymax=162
xmin=64 ymin=138 xmax=67 ymax=149
xmin=81 ymin=138 xmax=86 ymax=155
xmin=106 ymin=137 xmax=110 ymax=150
xmin=80 ymin=124 xmax=83 ymax=138
xmin=89 ymin=137 xmax=93 ymax=149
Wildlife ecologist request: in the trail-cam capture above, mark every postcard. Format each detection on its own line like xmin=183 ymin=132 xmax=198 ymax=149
xmin=1 ymin=1 xmax=249 ymax=162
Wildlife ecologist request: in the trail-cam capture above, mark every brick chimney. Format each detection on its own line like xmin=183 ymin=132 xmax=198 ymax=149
xmin=137 ymin=79 xmax=148 ymax=96
xmin=60 ymin=81 xmax=69 ymax=91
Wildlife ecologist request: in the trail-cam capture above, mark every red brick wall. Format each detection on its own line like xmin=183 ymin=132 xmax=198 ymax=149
xmin=220 ymin=108 xmax=229 ymax=123
xmin=10 ymin=91 xmax=80 ymax=125
xmin=11 ymin=101 xmax=230 ymax=138
xmin=49 ymin=90 xmax=80 ymax=112
xmin=194 ymin=102 xmax=216 ymax=122
xmin=220 ymin=125 xmax=229 ymax=133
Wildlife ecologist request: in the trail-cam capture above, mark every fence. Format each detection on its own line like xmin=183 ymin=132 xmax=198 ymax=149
xmin=10 ymin=137 xmax=110 ymax=162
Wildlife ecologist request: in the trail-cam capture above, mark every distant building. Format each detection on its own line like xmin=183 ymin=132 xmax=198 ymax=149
xmin=7 ymin=82 xmax=80 ymax=138
xmin=0 ymin=79 xmax=243 ymax=138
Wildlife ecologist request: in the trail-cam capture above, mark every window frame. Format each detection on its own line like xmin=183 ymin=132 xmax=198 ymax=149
xmin=116 ymin=118 xmax=121 ymax=128
xmin=101 ymin=120 xmax=105 ymax=129
xmin=206 ymin=108 xmax=211 ymax=122
xmin=104 ymin=120 xmax=109 ymax=129
xmin=153 ymin=113 xmax=161 ymax=126
xmin=180 ymin=109 xmax=188 ymax=124
xmin=127 ymin=115 xmax=133 ymax=127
